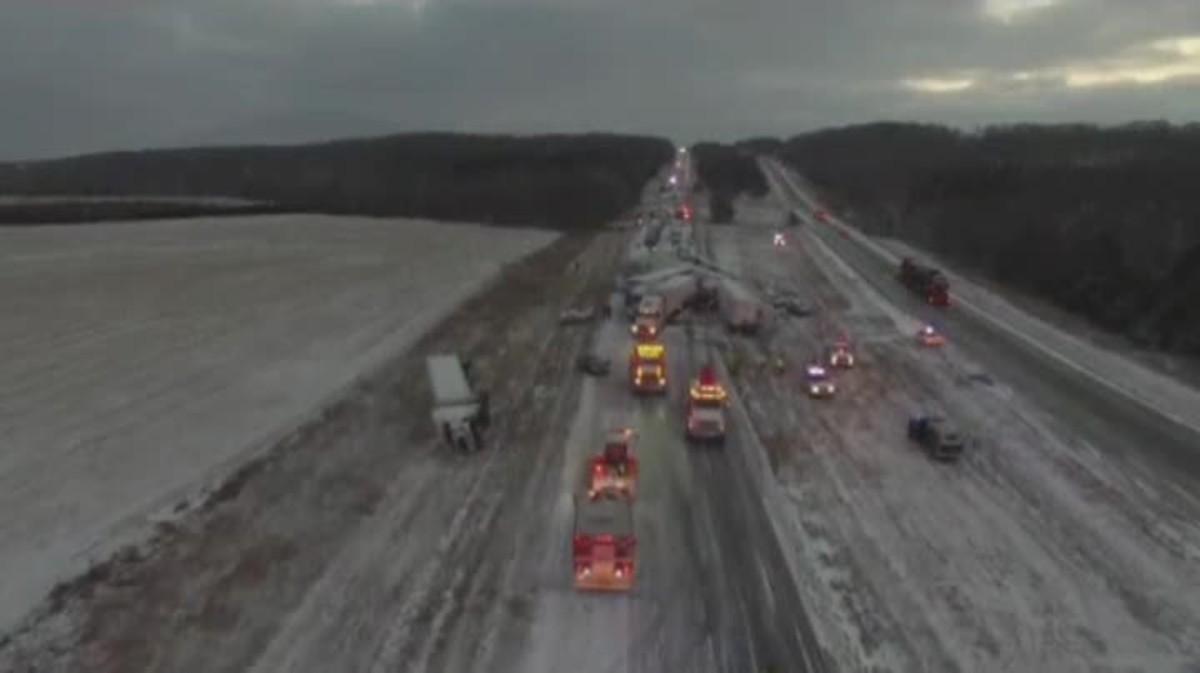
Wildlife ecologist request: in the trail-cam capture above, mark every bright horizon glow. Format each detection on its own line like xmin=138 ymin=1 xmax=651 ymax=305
xmin=903 ymin=77 xmax=977 ymax=93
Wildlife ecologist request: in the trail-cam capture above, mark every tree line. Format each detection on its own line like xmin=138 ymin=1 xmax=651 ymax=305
xmin=768 ymin=122 xmax=1200 ymax=355
xmin=0 ymin=133 xmax=674 ymax=230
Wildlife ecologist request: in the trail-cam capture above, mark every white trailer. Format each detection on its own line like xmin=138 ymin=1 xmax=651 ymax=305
xmin=718 ymin=279 xmax=769 ymax=334
xmin=426 ymin=354 xmax=489 ymax=452
xmin=657 ymin=274 xmax=698 ymax=320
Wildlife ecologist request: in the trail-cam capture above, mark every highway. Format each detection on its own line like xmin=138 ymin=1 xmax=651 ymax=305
xmin=761 ymin=158 xmax=1200 ymax=488
xmin=6 ymin=157 xmax=1199 ymax=673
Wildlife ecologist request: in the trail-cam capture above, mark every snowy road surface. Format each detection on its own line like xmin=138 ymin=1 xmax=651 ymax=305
xmin=750 ymin=159 xmax=1200 ymax=671
xmin=0 ymin=215 xmax=556 ymax=633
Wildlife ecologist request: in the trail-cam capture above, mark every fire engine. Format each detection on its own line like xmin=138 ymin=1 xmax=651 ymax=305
xmin=573 ymin=497 xmax=636 ymax=591
xmin=630 ymin=342 xmax=667 ymax=394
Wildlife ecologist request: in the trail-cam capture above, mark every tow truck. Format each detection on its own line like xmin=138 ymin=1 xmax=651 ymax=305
xmin=804 ymin=363 xmax=836 ymax=398
xmin=916 ymin=324 xmax=946 ymax=347
xmin=588 ymin=428 xmax=638 ymax=500
xmin=630 ymin=341 xmax=668 ymax=394
xmin=573 ymin=496 xmax=636 ymax=591
xmin=828 ymin=340 xmax=855 ymax=368
xmin=686 ymin=364 xmax=728 ymax=445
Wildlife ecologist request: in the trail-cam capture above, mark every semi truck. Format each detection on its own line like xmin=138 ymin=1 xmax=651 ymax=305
xmin=686 ymin=365 xmax=727 ymax=445
xmin=629 ymin=342 xmax=668 ymax=394
xmin=717 ymin=278 xmax=769 ymax=334
xmin=425 ymin=354 xmax=490 ymax=452
xmin=573 ymin=496 xmax=636 ymax=591
xmin=899 ymin=257 xmax=950 ymax=306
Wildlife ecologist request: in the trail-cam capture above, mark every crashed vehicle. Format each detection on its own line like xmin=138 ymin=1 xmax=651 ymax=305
xmin=577 ymin=353 xmax=611 ymax=376
xmin=916 ymin=324 xmax=946 ymax=347
xmin=686 ymin=365 xmax=728 ymax=445
xmin=804 ymin=363 xmax=836 ymax=398
xmin=573 ymin=497 xmax=636 ymax=591
xmin=907 ymin=415 xmax=965 ymax=462
xmin=588 ymin=428 xmax=638 ymax=500
xmin=828 ymin=340 xmax=855 ymax=368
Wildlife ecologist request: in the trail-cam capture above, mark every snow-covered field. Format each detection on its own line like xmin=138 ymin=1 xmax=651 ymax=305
xmin=0 ymin=195 xmax=266 ymax=206
xmin=0 ymin=214 xmax=556 ymax=632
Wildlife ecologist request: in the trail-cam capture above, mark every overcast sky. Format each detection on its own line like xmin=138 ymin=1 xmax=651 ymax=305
xmin=2 ymin=0 xmax=1199 ymax=160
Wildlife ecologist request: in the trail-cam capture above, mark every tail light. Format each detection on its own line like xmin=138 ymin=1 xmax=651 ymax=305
xmin=593 ymin=462 xmax=606 ymax=474
xmin=573 ymin=534 xmax=593 ymax=556
xmin=575 ymin=562 xmax=591 ymax=578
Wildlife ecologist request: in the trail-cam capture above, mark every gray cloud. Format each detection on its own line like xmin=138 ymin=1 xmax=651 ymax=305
xmin=2 ymin=0 xmax=1200 ymax=160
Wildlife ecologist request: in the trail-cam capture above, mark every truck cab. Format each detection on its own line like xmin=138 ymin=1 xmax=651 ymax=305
xmin=907 ymin=415 xmax=965 ymax=461
xmin=686 ymin=365 xmax=728 ymax=445
xmin=630 ymin=342 xmax=668 ymax=394
xmin=589 ymin=428 xmax=638 ymax=499
xmin=573 ymin=497 xmax=636 ymax=591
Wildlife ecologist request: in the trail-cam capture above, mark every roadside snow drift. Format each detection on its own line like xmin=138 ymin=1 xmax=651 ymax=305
xmin=0 ymin=214 xmax=556 ymax=632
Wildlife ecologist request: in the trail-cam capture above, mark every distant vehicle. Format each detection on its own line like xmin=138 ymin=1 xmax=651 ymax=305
xmin=773 ymin=232 xmax=787 ymax=248
xmin=786 ymin=210 xmax=801 ymax=227
xmin=573 ymin=496 xmax=636 ymax=591
xmin=828 ymin=341 xmax=855 ymax=368
xmin=907 ymin=415 xmax=965 ymax=462
xmin=686 ymin=365 xmax=728 ymax=445
xmin=426 ymin=354 xmax=490 ymax=452
xmin=804 ymin=363 xmax=836 ymax=398
xmin=814 ymin=208 xmax=832 ymax=223
xmin=898 ymin=257 xmax=950 ymax=306
xmin=588 ymin=428 xmax=638 ymax=500
xmin=916 ymin=324 xmax=946 ymax=347
xmin=577 ymin=353 xmax=611 ymax=376
xmin=629 ymin=341 xmax=668 ymax=394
